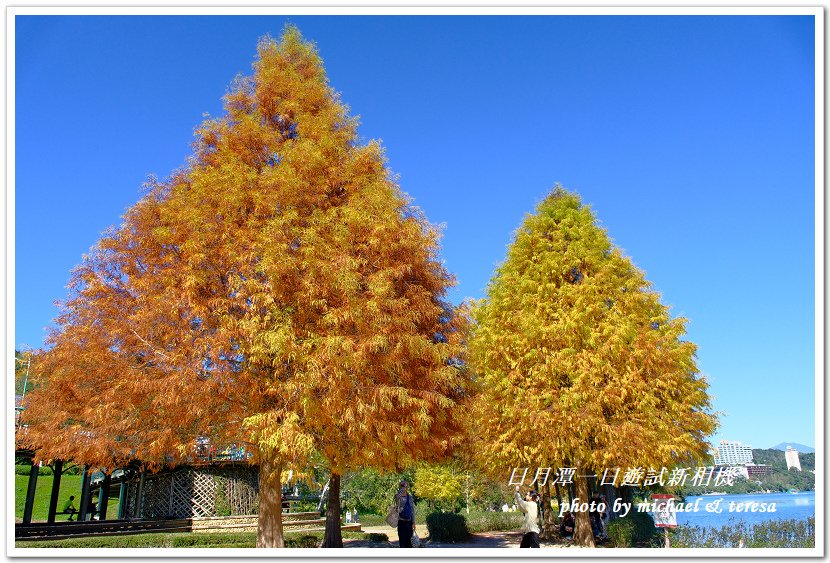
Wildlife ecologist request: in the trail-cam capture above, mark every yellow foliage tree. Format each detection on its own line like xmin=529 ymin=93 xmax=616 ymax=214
xmin=468 ymin=186 xmax=717 ymax=547
xmin=414 ymin=464 xmax=464 ymax=508
xmin=22 ymin=27 xmax=470 ymax=548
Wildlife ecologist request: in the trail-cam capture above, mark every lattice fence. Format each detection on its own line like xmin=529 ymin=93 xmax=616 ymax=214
xmin=122 ymin=481 xmax=141 ymax=518
xmin=213 ymin=465 xmax=260 ymax=515
xmin=142 ymin=471 xmax=176 ymax=518
xmin=125 ymin=465 xmax=259 ymax=518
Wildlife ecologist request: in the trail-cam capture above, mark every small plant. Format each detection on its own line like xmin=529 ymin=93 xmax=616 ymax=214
xmin=284 ymin=534 xmax=321 ymax=548
xmin=607 ymin=517 xmax=635 ymax=547
xmin=464 ymin=511 xmax=523 ymax=533
xmin=367 ymin=533 xmax=388 ymax=542
xmin=630 ymin=511 xmax=660 ymax=546
xmin=425 ymin=511 xmax=469 ymax=543
xmin=603 ymin=512 xmax=658 ymax=547
xmin=670 ymin=517 xmax=815 ymax=549
xmin=213 ymin=478 xmax=232 ymax=517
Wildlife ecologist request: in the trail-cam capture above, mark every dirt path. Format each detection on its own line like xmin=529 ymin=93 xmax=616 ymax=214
xmin=348 ymin=526 xmax=585 ymax=549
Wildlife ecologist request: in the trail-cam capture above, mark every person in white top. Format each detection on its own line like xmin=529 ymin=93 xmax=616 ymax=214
xmin=515 ymin=485 xmax=541 ymax=548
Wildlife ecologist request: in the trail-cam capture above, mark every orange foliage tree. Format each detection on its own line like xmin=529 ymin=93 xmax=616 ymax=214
xmin=21 ymin=27 xmax=470 ymax=548
xmin=468 ymin=187 xmax=717 ymax=547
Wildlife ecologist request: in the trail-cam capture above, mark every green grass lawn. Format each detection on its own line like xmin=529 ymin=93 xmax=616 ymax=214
xmin=16 ymin=531 xmax=380 ymax=548
xmin=18 ymin=531 xmax=260 ymax=548
xmin=15 ymin=474 xmax=120 ymax=522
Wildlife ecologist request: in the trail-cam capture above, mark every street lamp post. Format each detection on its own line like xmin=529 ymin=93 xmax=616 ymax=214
xmin=19 ymin=354 xmax=31 ymax=396
xmin=15 ymin=352 xmax=32 ymax=427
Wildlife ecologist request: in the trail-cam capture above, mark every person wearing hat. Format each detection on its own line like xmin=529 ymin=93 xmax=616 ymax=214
xmin=515 ymin=485 xmax=541 ymax=548
xmin=395 ymin=480 xmax=416 ymax=548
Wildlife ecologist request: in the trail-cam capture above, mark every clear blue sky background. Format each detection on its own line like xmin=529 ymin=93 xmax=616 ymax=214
xmin=14 ymin=15 xmax=816 ymax=450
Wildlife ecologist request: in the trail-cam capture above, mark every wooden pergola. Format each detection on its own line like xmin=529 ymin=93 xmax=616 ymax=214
xmin=16 ymin=449 xmax=141 ymax=525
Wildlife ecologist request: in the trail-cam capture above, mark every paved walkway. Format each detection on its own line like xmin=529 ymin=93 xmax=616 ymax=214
xmin=348 ymin=526 xmax=586 ymax=549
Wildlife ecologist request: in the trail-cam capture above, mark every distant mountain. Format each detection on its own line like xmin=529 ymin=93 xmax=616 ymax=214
xmin=771 ymin=442 xmax=814 ymax=453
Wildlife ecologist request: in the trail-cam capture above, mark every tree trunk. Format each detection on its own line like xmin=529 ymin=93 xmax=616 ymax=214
xmin=78 ymin=466 xmax=92 ymax=522
xmin=322 ymin=473 xmax=343 ymax=548
xmin=465 ymin=474 xmax=471 ymax=514
xmin=22 ymin=462 xmax=40 ymax=525
xmin=256 ymin=453 xmax=285 ymax=548
xmin=614 ymin=485 xmax=635 ymax=526
xmin=603 ymin=483 xmax=616 ymax=521
xmin=97 ymin=472 xmax=111 ymax=520
xmin=554 ymin=482 xmax=563 ymax=512
xmin=47 ymin=460 xmax=63 ymax=524
xmin=541 ymin=480 xmax=557 ymax=539
xmin=573 ymin=470 xmax=596 ymax=547
xmin=620 ymin=485 xmax=634 ymax=514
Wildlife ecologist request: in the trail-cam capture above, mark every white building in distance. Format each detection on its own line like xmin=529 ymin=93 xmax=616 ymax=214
xmin=713 ymin=440 xmax=753 ymax=466
xmin=785 ymin=446 xmax=802 ymax=471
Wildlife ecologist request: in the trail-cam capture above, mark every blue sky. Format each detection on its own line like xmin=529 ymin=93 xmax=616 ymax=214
xmin=14 ymin=15 xmax=817 ymax=450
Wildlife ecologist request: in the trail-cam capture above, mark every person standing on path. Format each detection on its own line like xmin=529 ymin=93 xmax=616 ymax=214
xmin=515 ymin=485 xmax=541 ymax=548
xmin=395 ymin=480 xmax=416 ymax=548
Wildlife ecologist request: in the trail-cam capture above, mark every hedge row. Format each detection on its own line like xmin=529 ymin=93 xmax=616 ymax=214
xmin=464 ymin=511 xmax=524 ymax=534
xmin=16 ymin=530 xmax=388 ymax=549
xmin=15 ymin=464 xmax=83 ymax=476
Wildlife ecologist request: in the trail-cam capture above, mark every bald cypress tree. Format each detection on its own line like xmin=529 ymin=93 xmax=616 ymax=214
xmin=23 ymin=27 xmax=470 ymax=548
xmin=469 ymin=186 xmax=717 ymax=547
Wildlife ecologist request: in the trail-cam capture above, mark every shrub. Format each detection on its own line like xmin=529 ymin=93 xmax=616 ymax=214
xmin=284 ymin=534 xmax=322 ymax=548
xmin=630 ymin=511 xmax=660 ymax=546
xmin=464 ymin=511 xmax=523 ymax=533
xmin=605 ymin=512 xmax=658 ymax=547
xmin=607 ymin=517 xmax=635 ymax=547
xmin=670 ymin=517 xmax=815 ymax=549
xmin=170 ymin=532 xmax=253 ymax=547
xmin=426 ymin=511 xmax=469 ymax=543
xmin=213 ymin=478 xmax=232 ymax=517
xmin=356 ymin=513 xmax=385 ymax=527
xmin=340 ymin=531 xmax=388 ymax=542
xmin=15 ymin=465 xmax=54 ymax=476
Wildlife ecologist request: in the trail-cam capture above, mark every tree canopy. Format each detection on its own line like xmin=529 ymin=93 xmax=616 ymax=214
xmin=21 ymin=26 xmax=470 ymax=547
xmin=468 ymin=186 xmax=717 ymax=545
xmin=414 ymin=463 xmax=464 ymax=506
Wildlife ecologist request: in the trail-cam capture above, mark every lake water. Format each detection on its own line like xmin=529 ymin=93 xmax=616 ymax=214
xmin=674 ymin=491 xmax=815 ymax=529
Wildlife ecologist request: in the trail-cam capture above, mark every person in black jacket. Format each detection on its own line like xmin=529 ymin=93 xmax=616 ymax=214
xmin=560 ymin=511 xmax=575 ymax=539
xmin=394 ymin=481 xmax=416 ymax=548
